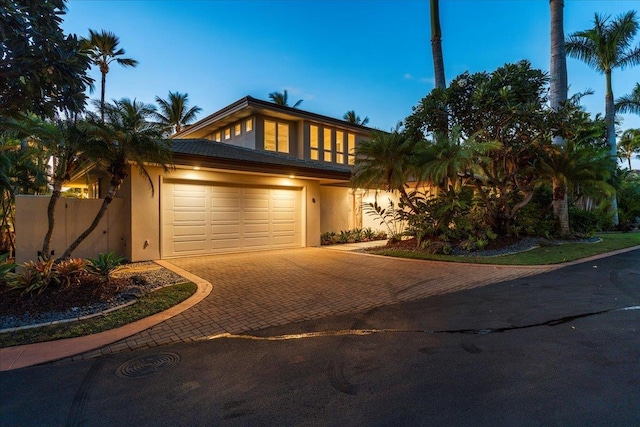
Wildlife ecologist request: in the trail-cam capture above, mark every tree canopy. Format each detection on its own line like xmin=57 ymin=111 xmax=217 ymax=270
xmin=0 ymin=0 xmax=93 ymax=118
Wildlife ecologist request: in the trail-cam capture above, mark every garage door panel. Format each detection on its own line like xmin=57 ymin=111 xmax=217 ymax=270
xmin=211 ymin=224 xmax=241 ymax=234
xmin=272 ymin=211 xmax=295 ymax=221
xmin=211 ymin=238 xmax=242 ymax=249
xmin=244 ymin=211 xmax=270 ymax=221
xmin=272 ymin=222 xmax=295 ymax=232
xmin=173 ymin=240 xmax=207 ymax=252
xmin=211 ymin=198 xmax=241 ymax=209
xmin=173 ymin=211 xmax=206 ymax=222
xmin=173 ymin=197 xmax=206 ymax=208
xmin=172 ymin=225 xmax=207 ymax=237
xmin=163 ymin=182 xmax=302 ymax=257
xmin=211 ymin=211 xmax=242 ymax=221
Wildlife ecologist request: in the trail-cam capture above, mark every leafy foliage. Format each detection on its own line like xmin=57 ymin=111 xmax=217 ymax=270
xmin=363 ymin=199 xmax=405 ymax=241
xmin=154 ymin=91 xmax=202 ymax=135
xmin=0 ymin=0 xmax=92 ymax=118
xmin=343 ymin=111 xmax=369 ymax=126
xmin=0 ymin=253 xmax=15 ymax=285
xmin=617 ymin=171 xmax=640 ymax=227
xmin=268 ymin=90 xmax=302 ymax=108
xmin=86 ymin=251 xmax=125 ymax=282
xmin=56 ymin=258 xmax=87 ymax=286
xmin=320 ymin=228 xmax=386 ymax=245
xmin=6 ymin=259 xmax=58 ymax=295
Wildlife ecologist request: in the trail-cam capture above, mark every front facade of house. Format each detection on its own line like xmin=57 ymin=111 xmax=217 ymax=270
xmin=15 ymin=96 xmax=395 ymax=264
xmin=124 ymin=96 xmax=386 ymax=261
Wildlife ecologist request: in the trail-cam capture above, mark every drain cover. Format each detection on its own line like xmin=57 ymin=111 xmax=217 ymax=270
xmin=116 ymin=352 xmax=181 ymax=378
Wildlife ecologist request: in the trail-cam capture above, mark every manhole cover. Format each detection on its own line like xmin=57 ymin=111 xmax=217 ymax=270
xmin=116 ymin=352 xmax=181 ymax=378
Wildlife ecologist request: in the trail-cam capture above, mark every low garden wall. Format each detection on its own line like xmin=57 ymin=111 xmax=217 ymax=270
xmin=15 ymin=195 xmax=126 ymax=264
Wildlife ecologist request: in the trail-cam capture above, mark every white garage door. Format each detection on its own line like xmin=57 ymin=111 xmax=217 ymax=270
xmin=162 ymin=182 xmax=302 ymax=257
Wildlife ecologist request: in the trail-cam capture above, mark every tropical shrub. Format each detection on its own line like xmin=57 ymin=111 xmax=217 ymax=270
xmin=617 ymin=172 xmax=640 ymax=228
xmin=569 ymin=206 xmax=611 ymax=235
xmin=0 ymin=253 xmax=15 ymax=285
xmin=363 ymin=199 xmax=405 ymax=241
xmin=86 ymin=251 xmax=125 ymax=282
xmin=320 ymin=228 xmax=386 ymax=246
xmin=56 ymin=258 xmax=87 ymax=286
xmin=5 ymin=259 xmax=58 ymax=295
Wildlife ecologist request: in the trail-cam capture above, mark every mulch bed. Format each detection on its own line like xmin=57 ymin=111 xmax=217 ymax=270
xmin=0 ymin=273 xmax=131 ymax=319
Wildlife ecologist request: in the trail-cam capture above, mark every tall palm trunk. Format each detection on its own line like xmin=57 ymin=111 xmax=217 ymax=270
xmin=100 ymin=71 xmax=107 ymax=123
xmin=430 ymin=0 xmax=446 ymax=90
xmin=552 ymin=174 xmax=570 ymax=235
xmin=550 ymin=0 xmax=567 ymax=142
xmin=550 ymin=0 xmax=570 ymax=235
xmin=604 ymin=69 xmax=619 ymax=225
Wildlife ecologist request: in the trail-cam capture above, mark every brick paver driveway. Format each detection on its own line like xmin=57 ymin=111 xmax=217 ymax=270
xmin=92 ymin=248 xmax=557 ymax=357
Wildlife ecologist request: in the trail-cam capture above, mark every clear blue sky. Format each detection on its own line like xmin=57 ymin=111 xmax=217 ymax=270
xmin=62 ymin=0 xmax=639 ymax=167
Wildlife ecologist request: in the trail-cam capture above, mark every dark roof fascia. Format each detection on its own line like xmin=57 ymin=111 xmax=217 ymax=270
xmin=173 ymin=95 xmax=373 ymax=138
xmin=172 ymin=97 xmax=252 ymax=138
xmin=243 ymin=96 xmax=373 ymax=132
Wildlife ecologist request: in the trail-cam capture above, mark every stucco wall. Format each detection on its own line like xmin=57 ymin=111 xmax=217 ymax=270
xmin=15 ymin=195 xmax=126 ymax=264
xmin=320 ymin=186 xmax=352 ymax=233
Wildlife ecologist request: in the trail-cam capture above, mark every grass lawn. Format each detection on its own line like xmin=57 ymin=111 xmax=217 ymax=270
xmin=0 ymin=282 xmax=197 ymax=348
xmin=370 ymin=232 xmax=640 ymax=265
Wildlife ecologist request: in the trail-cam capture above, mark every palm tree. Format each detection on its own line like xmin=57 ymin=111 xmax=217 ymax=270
xmin=416 ymin=126 xmax=500 ymax=192
xmin=618 ymin=128 xmax=640 ymax=169
xmin=566 ymin=11 xmax=640 ymax=157
xmin=566 ymin=11 xmax=640 ymax=225
xmin=351 ymin=128 xmax=421 ymax=211
xmin=430 ymin=0 xmax=446 ymax=90
xmin=60 ymin=98 xmax=173 ymax=259
xmin=343 ymin=111 xmax=369 ymax=126
xmin=540 ymin=140 xmax=615 ymax=235
xmin=6 ymin=115 xmax=94 ymax=259
xmin=83 ymin=30 xmax=138 ymax=121
xmin=616 ymin=82 xmax=640 ymax=115
xmin=154 ymin=91 xmax=202 ymax=136
xmin=268 ymin=90 xmax=303 ymax=108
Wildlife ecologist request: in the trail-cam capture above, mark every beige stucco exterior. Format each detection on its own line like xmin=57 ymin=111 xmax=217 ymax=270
xmin=15 ymin=195 xmax=126 ymax=264
xmin=13 ymin=97 xmax=382 ymax=263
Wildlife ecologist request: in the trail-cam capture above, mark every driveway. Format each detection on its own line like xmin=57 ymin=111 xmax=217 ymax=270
xmin=80 ymin=248 xmax=557 ymax=359
xmin=2 ymin=249 xmax=638 ymax=426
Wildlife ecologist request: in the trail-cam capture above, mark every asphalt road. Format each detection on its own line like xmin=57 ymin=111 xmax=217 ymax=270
xmin=1 ymin=250 xmax=639 ymax=426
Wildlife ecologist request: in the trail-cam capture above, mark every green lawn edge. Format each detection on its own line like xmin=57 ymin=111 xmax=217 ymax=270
xmin=0 ymin=282 xmax=197 ymax=348
xmin=369 ymin=232 xmax=640 ymax=265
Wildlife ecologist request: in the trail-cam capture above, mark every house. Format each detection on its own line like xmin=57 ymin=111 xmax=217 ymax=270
xmin=16 ymin=96 xmax=391 ymax=263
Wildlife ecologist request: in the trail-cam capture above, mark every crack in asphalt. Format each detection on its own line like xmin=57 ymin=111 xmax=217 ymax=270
xmin=195 ymin=306 xmax=640 ymax=341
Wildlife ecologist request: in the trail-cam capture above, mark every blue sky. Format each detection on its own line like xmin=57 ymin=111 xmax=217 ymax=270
xmin=62 ymin=0 xmax=639 ymax=167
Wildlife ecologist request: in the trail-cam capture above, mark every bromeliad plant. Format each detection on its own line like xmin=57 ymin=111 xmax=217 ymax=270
xmin=3 ymin=252 xmax=125 ymax=296
xmin=55 ymin=258 xmax=87 ymax=286
xmin=5 ymin=258 xmax=58 ymax=295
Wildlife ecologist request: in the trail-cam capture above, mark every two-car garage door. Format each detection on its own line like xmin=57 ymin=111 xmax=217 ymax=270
xmin=162 ymin=181 xmax=302 ymax=257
